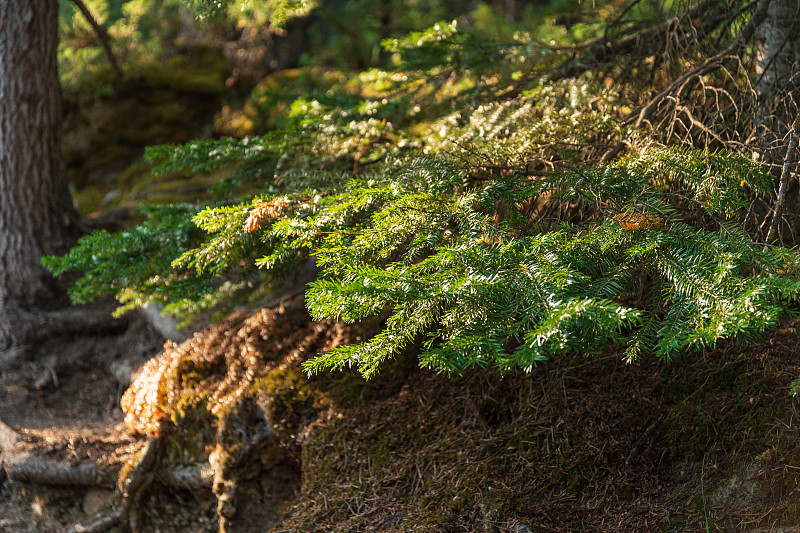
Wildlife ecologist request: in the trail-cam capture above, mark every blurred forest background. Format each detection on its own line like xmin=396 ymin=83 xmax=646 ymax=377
xmin=56 ymin=0 xmax=589 ymax=218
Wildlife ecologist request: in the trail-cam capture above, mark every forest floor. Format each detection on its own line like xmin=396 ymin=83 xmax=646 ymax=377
xmin=4 ymin=297 xmax=800 ymax=532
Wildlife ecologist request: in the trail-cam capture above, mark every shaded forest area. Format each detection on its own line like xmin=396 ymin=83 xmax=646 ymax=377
xmin=3 ymin=0 xmax=800 ymax=532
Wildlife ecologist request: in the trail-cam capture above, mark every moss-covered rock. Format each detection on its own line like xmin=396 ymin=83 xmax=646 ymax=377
xmin=134 ymin=45 xmax=229 ymax=96
xmin=63 ymin=44 xmax=230 ymax=209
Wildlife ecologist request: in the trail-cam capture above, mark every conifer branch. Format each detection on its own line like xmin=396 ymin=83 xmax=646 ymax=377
xmin=44 ymin=16 xmax=800 ymax=378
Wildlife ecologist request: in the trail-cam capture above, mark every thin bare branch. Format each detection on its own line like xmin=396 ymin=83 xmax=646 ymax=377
xmin=765 ymin=115 xmax=800 ymax=244
xmin=69 ymin=0 xmax=123 ymax=81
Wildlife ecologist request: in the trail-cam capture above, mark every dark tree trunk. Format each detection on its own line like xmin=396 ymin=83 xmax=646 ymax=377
xmin=757 ymin=0 xmax=800 ymax=150
xmin=0 ymin=0 xmax=82 ymax=351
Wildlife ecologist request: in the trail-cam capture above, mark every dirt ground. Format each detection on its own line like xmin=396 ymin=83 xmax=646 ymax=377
xmin=276 ymin=321 xmax=800 ymax=532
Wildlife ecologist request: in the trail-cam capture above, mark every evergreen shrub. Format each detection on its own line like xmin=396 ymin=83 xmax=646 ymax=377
xmin=44 ymin=20 xmax=800 ymax=378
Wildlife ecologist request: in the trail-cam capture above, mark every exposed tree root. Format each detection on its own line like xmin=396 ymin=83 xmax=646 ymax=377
xmin=0 ymin=304 xmax=128 ymax=370
xmin=0 ymin=418 xmax=213 ymax=532
xmin=64 ymin=509 xmax=122 ymax=533
xmin=64 ymin=436 xmax=161 ymax=533
xmin=212 ymin=399 xmax=276 ymax=533
xmin=1 ymin=298 xmax=327 ymax=532
xmin=21 ymin=306 xmax=129 ymax=347
xmin=0 ymin=418 xmax=114 ymax=489
xmin=0 ymin=304 xmax=129 ymax=375
xmin=163 ymin=462 xmax=214 ymax=491
xmin=0 ymin=345 xmax=25 ymax=371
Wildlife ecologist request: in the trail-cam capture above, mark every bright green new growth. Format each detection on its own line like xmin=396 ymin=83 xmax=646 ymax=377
xmin=45 ymin=20 xmax=800 ymax=378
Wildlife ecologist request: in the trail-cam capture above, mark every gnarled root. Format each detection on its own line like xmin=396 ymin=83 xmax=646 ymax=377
xmin=0 ymin=418 xmax=114 ymax=489
xmin=64 ymin=436 xmax=161 ymax=533
xmin=211 ymin=398 xmax=301 ymax=533
xmin=0 ymin=418 xmax=213 ymax=533
xmin=19 ymin=305 xmax=128 ymax=349
xmin=61 ymin=437 xmax=216 ymax=533
xmin=212 ymin=399 xmax=275 ymax=533
xmin=0 ymin=304 xmax=128 ymax=371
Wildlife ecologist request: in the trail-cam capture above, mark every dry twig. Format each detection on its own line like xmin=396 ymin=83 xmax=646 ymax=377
xmin=765 ymin=115 xmax=800 ymax=245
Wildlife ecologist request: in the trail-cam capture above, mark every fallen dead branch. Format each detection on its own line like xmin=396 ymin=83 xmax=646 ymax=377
xmin=69 ymin=0 xmax=123 ymax=81
xmin=558 ymin=0 xmax=737 ymax=81
xmin=765 ymin=115 xmax=800 ymax=244
xmin=601 ymin=0 xmax=770 ymax=162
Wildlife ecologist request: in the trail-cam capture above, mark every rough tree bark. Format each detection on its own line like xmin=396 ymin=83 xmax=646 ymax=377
xmin=757 ymin=0 xmax=800 ymax=143
xmin=0 ymin=0 xmax=119 ymax=362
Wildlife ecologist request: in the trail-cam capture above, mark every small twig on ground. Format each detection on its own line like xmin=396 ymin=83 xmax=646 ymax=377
xmin=625 ymin=414 xmax=665 ymax=465
xmin=765 ymin=115 xmax=800 ymax=246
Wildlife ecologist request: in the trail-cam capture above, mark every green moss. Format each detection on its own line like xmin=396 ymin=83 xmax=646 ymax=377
xmin=250 ymin=367 xmax=330 ymax=435
xmin=117 ymin=165 xmax=231 ymax=211
xmin=83 ymin=143 xmax=137 ymax=173
xmin=73 ymin=186 xmax=112 ymax=216
xmin=115 ymin=159 xmax=156 ymax=192
xmin=173 ymin=352 xmax=227 ymax=394
xmin=117 ymin=446 xmax=145 ymax=491
xmin=168 ymin=401 xmax=217 ymax=464
xmin=154 ymin=102 xmax=189 ymax=123
xmin=225 ymin=67 xmax=363 ymax=134
xmin=64 ymin=43 xmax=228 ymax=201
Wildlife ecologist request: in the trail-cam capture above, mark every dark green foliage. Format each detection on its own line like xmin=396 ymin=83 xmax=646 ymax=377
xmin=383 ymin=21 xmax=509 ymax=73
xmin=304 ymin=148 xmax=800 ymax=376
xmin=46 ymin=17 xmax=800 ymax=378
xmin=42 ymin=204 xmax=210 ymax=316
